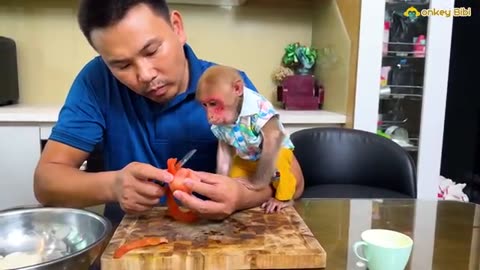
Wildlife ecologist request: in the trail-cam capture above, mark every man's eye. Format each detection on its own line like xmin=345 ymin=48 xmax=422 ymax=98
xmin=208 ymin=101 xmax=217 ymax=106
xmin=146 ymin=48 xmax=157 ymax=56
xmin=118 ymin=64 xmax=130 ymax=70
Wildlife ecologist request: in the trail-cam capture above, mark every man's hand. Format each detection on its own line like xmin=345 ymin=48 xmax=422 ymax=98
xmin=113 ymin=162 xmax=173 ymax=215
xmin=171 ymin=171 xmax=241 ymax=220
xmin=236 ymin=177 xmax=271 ymax=191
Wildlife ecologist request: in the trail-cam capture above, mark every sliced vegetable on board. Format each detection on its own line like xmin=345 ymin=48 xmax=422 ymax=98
xmin=113 ymin=237 xmax=169 ymax=259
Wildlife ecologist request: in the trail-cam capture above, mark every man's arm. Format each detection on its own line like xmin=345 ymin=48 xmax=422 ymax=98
xmin=172 ymin=171 xmax=273 ymax=220
xmin=34 ymin=140 xmax=172 ymax=214
xmin=34 ymin=140 xmax=117 ymax=208
xmin=235 ymin=184 xmax=274 ymax=210
xmin=34 ymin=59 xmax=114 ymax=208
xmin=172 ymin=153 xmax=304 ymax=220
xmin=34 ymin=58 xmax=172 ymax=214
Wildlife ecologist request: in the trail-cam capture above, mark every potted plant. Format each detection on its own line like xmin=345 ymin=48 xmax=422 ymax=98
xmin=281 ymin=42 xmax=318 ymax=75
xmin=273 ymin=42 xmax=325 ymax=110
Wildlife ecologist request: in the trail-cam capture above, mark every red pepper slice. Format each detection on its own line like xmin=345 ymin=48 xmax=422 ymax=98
xmin=113 ymin=237 xmax=168 ymax=258
xmin=165 ymin=158 xmax=199 ymax=223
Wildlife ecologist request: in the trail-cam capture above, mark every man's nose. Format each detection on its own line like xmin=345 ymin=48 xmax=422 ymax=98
xmin=137 ymin=60 xmax=157 ymax=83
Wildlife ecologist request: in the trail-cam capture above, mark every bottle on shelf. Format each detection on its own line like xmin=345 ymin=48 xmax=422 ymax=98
xmin=383 ymin=21 xmax=390 ymax=56
xmin=413 ymin=35 xmax=426 ymax=58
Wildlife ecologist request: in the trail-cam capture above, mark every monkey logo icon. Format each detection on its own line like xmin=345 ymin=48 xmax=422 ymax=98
xmin=404 ymin=6 xmax=420 ymax=21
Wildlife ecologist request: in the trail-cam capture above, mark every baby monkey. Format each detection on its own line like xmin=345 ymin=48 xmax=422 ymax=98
xmin=196 ymin=65 xmax=297 ymax=213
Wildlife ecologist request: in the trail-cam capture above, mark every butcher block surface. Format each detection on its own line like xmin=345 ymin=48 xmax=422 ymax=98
xmin=101 ymin=206 xmax=326 ymax=270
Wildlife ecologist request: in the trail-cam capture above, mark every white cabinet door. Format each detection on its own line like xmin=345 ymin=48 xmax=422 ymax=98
xmin=0 ymin=126 xmax=41 ymax=210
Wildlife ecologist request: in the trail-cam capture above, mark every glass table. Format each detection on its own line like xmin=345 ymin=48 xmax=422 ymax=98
xmin=295 ymin=199 xmax=480 ymax=270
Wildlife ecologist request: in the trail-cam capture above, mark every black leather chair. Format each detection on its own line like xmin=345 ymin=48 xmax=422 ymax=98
xmin=291 ymin=127 xmax=417 ymax=198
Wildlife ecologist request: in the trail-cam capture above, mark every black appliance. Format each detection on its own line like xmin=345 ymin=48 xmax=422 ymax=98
xmin=0 ymin=36 xmax=19 ymax=105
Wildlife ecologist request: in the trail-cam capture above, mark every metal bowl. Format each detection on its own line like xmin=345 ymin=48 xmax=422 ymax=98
xmin=0 ymin=207 xmax=112 ymax=270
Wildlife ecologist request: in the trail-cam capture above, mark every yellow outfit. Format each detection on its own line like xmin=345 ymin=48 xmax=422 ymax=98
xmin=228 ymin=147 xmax=297 ymax=201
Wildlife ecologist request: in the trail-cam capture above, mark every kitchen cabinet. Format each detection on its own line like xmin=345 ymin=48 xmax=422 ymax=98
xmin=0 ymin=125 xmax=41 ymax=210
xmin=353 ymin=0 xmax=455 ymax=199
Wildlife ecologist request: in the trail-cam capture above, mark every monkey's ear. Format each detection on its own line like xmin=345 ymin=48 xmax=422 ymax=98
xmin=232 ymin=79 xmax=244 ymax=97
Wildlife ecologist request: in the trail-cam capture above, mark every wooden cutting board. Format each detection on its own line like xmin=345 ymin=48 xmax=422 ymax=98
xmin=101 ymin=206 xmax=326 ymax=270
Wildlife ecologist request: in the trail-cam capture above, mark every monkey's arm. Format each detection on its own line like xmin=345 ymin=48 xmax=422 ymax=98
xmin=250 ymin=115 xmax=285 ymax=189
xmin=216 ymin=140 xmax=234 ymax=176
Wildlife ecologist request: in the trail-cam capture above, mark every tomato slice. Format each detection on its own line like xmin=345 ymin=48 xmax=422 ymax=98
xmin=167 ymin=158 xmax=178 ymax=175
xmin=113 ymin=237 xmax=168 ymax=259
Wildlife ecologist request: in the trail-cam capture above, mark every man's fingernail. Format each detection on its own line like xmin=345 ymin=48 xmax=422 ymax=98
xmin=184 ymin=178 xmax=193 ymax=187
xmin=173 ymin=190 xmax=182 ymax=199
xmin=165 ymin=173 xmax=174 ymax=182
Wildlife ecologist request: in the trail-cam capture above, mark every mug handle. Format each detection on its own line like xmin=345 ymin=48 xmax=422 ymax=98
xmin=353 ymin=241 xmax=369 ymax=262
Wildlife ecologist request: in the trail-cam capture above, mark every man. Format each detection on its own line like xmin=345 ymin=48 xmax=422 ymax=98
xmin=33 ymin=0 xmax=304 ymax=226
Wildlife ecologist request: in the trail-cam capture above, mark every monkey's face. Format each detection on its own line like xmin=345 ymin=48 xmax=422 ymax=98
xmin=200 ymin=86 xmax=241 ymax=126
xmin=202 ymin=98 xmax=237 ymax=125
xmin=90 ymin=4 xmax=188 ymax=104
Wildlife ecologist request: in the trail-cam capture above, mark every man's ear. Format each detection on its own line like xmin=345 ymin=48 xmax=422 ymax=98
xmin=170 ymin=10 xmax=187 ymax=45
xmin=233 ymin=79 xmax=244 ymax=97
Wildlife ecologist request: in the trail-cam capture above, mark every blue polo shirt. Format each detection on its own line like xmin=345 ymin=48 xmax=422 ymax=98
xmin=49 ymin=44 xmax=257 ymax=225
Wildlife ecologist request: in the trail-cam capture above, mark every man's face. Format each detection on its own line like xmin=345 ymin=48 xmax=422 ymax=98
xmin=90 ymin=4 xmax=188 ymax=103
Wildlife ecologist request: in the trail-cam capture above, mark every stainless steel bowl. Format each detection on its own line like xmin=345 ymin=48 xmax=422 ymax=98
xmin=0 ymin=207 xmax=112 ymax=270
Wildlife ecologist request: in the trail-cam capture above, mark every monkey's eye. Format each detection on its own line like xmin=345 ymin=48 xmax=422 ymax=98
xmin=208 ymin=100 xmax=217 ymax=107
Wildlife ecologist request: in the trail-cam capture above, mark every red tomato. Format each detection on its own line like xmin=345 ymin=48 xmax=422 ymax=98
xmin=170 ymin=168 xmax=193 ymax=193
xmin=165 ymin=158 xmax=200 ymax=223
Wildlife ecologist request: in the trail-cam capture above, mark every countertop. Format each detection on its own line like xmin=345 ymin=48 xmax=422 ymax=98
xmin=0 ymin=104 xmax=347 ymax=124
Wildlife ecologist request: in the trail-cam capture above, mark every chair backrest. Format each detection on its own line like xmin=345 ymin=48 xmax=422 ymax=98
xmin=290 ymin=127 xmax=417 ymax=198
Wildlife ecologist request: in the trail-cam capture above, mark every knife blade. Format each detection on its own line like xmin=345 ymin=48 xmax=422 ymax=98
xmin=177 ymin=149 xmax=197 ymax=167
xmin=154 ymin=149 xmax=198 ymax=187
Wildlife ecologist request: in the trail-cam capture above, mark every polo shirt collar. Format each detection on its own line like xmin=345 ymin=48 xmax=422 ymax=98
xmin=184 ymin=43 xmax=203 ymax=96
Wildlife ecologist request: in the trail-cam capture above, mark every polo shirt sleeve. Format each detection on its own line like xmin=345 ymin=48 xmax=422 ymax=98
xmin=253 ymin=99 xmax=280 ymax=133
xmin=49 ymin=58 xmax=106 ymax=153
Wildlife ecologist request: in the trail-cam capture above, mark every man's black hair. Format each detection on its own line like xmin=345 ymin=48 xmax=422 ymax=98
xmin=78 ymin=0 xmax=171 ymax=46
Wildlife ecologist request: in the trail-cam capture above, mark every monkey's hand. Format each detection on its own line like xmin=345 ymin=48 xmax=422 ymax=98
xmin=261 ymin=198 xmax=294 ymax=214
